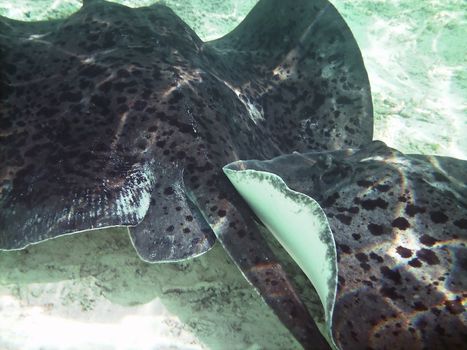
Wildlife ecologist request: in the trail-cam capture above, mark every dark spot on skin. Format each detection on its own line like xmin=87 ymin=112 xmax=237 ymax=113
xmin=356 ymin=179 xmax=373 ymax=187
xmin=408 ymin=258 xmax=422 ymax=268
xmin=355 ymin=197 xmax=388 ymax=210
xmin=336 ymin=214 xmax=352 ymax=225
xmin=405 ymin=204 xmax=426 ymax=217
xmin=416 ymin=248 xmax=440 ymax=265
xmin=185 ymin=215 xmax=193 ymax=221
xmin=166 ymin=225 xmax=174 ymax=232
xmin=380 ymin=286 xmax=403 ymax=300
xmin=453 ymin=218 xmax=467 ymax=229
xmin=360 ymin=263 xmax=371 ymax=271
xmin=352 ymin=233 xmax=360 ymax=240
xmin=380 ymin=266 xmax=402 ymax=284
xmin=444 ymin=298 xmax=464 ymax=315
xmin=217 ymin=209 xmax=227 ymax=217
xmin=419 ymin=234 xmax=438 ymax=247
xmin=348 ymin=206 xmax=359 ymax=214
xmin=183 ymin=228 xmax=191 ymax=233
xmin=339 ymin=244 xmax=351 ymax=254
xmin=163 ymin=187 xmax=174 ymax=195
xmin=368 ymin=223 xmax=384 ymax=236
xmin=430 ymin=211 xmax=448 ymax=224
xmin=322 ymin=192 xmax=340 ymax=207
xmin=396 ymin=246 xmax=413 ymax=258
xmin=413 ymin=302 xmax=428 ymax=311
xmin=392 ymin=217 xmax=410 ymax=230
xmin=369 ymin=252 xmax=384 ymax=263
xmin=355 ymin=252 xmax=368 ymax=262
xmin=376 ymin=184 xmax=390 ymax=192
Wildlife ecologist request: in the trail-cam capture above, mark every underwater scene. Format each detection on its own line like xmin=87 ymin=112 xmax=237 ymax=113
xmin=0 ymin=0 xmax=465 ymax=349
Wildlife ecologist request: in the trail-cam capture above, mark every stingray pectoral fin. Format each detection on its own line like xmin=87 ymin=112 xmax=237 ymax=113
xmin=189 ymin=176 xmax=331 ymax=350
xmin=0 ymin=162 xmax=155 ymax=250
xmin=224 ymin=165 xmax=338 ymax=349
xmin=128 ymin=166 xmax=216 ymax=262
xmin=207 ymin=0 xmax=373 ymax=152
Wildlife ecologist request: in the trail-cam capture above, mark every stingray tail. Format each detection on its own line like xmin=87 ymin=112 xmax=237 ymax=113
xmin=189 ymin=175 xmax=331 ymax=350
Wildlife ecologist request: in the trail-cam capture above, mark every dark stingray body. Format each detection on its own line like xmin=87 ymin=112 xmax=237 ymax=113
xmin=0 ymin=0 xmax=373 ymax=348
xmin=229 ymin=141 xmax=467 ymax=349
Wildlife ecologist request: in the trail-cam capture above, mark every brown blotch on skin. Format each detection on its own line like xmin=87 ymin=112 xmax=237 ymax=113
xmin=355 ymin=252 xmax=368 ymax=262
xmin=163 ymin=186 xmax=174 ymax=195
xmin=339 ymin=244 xmax=351 ymax=254
xmin=360 ymin=263 xmax=371 ymax=271
xmin=357 ymin=197 xmax=389 ymax=210
xmin=392 ymin=217 xmax=410 ymax=230
xmin=408 ymin=258 xmax=422 ymax=268
xmin=430 ymin=210 xmax=448 ymax=224
xmin=336 ymin=214 xmax=352 ymax=225
xmin=376 ymin=184 xmax=390 ymax=192
xmin=416 ymin=248 xmax=440 ymax=265
xmin=405 ymin=204 xmax=426 ymax=217
xmin=356 ymin=179 xmax=373 ymax=187
xmin=413 ymin=301 xmax=428 ymax=311
xmin=369 ymin=252 xmax=384 ymax=263
xmin=453 ymin=218 xmax=467 ymax=229
xmin=419 ymin=234 xmax=438 ymax=246
xmin=396 ymin=246 xmax=413 ymax=258
xmin=368 ymin=223 xmax=384 ymax=236
xmin=380 ymin=286 xmax=404 ymax=300
xmin=380 ymin=266 xmax=402 ymax=284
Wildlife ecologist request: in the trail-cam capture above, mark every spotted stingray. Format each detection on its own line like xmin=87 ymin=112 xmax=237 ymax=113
xmin=225 ymin=141 xmax=467 ymax=349
xmin=0 ymin=0 xmax=373 ymax=348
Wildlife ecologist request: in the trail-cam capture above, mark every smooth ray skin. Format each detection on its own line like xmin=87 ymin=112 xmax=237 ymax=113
xmin=0 ymin=0 xmax=372 ymax=348
xmin=227 ymin=141 xmax=467 ymax=349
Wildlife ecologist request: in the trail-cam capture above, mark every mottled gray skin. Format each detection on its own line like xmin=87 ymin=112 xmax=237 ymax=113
xmin=233 ymin=141 xmax=467 ymax=349
xmin=0 ymin=0 xmax=372 ymax=348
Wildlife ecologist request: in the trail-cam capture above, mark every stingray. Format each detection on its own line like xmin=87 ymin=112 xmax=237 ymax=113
xmin=0 ymin=0 xmax=373 ymax=348
xmin=225 ymin=140 xmax=467 ymax=349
